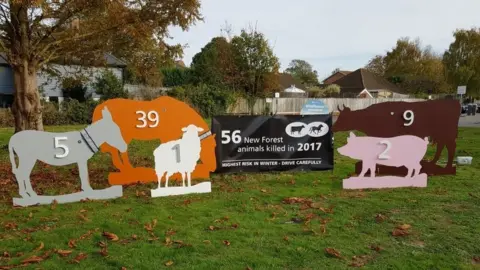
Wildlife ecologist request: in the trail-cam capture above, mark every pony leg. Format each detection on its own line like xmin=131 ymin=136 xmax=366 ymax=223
xmin=17 ymin=158 xmax=37 ymax=198
xmin=78 ymin=161 xmax=93 ymax=193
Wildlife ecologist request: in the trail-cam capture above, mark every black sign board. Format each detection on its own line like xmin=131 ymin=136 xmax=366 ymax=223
xmin=212 ymin=115 xmax=334 ymax=173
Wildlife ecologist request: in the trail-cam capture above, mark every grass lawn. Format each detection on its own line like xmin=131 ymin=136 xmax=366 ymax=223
xmin=0 ymin=126 xmax=479 ymax=269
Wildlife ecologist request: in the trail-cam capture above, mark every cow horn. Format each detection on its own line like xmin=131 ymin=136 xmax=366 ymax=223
xmin=337 ymin=105 xmax=343 ymax=112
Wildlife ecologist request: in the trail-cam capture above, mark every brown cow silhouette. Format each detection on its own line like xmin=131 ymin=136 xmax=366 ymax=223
xmin=92 ymin=96 xmax=216 ymax=185
xmin=333 ymin=99 xmax=461 ymax=176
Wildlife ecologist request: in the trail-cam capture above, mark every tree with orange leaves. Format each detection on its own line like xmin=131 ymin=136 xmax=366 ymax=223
xmin=0 ymin=0 xmax=201 ymax=132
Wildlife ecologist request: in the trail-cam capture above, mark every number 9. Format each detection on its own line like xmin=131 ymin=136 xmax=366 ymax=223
xmin=403 ymin=110 xmax=414 ymax=126
xmin=147 ymin=111 xmax=159 ymax=128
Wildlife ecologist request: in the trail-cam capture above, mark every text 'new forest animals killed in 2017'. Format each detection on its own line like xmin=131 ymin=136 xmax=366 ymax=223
xmin=333 ymin=99 xmax=461 ymax=176
xmin=92 ymin=96 xmax=217 ymax=186
xmin=8 ymin=107 xmax=126 ymax=207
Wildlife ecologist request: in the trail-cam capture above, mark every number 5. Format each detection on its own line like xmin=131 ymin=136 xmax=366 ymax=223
xmin=54 ymin=137 xmax=69 ymax=158
xmin=378 ymin=140 xmax=391 ymax=160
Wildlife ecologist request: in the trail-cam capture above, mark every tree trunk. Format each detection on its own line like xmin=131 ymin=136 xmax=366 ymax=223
xmin=12 ymin=63 xmax=44 ymax=132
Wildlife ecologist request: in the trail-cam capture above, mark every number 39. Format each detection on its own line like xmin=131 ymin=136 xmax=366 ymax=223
xmin=136 ymin=110 xmax=159 ymax=128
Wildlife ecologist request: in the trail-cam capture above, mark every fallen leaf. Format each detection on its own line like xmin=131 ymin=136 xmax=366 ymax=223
xmin=79 ymin=209 xmax=87 ymax=213
xmin=98 ymin=241 xmax=107 ymax=248
xmin=370 ymin=244 xmax=383 ymax=252
xmin=56 ymin=250 xmax=73 ymax=257
xmin=4 ymin=222 xmax=17 ymax=230
xmin=100 ymin=246 xmax=108 ymax=257
xmin=51 ymin=200 xmax=58 ymax=210
xmin=231 ymin=224 xmax=239 ymax=229
xmin=397 ymin=224 xmax=411 ymax=230
xmin=223 ymin=240 xmax=231 ymax=246
xmin=121 ymin=267 xmax=127 ymax=270
xmin=2 ymin=251 xmax=10 ymax=258
xmin=290 ymin=179 xmax=295 ymax=185
xmin=283 ymin=236 xmax=289 ymax=242
xmin=165 ymin=260 xmax=174 ymax=266
xmin=71 ymin=253 xmax=87 ymax=263
xmin=68 ymin=239 xmax=77 ymax=248
xmin=375 ymin=214 xmax=387 ymax=223
xmin=131 ymin=234 xmax=138 ymax=240
xmin=260 ymin=189 xmax=267 ymax=193
xmin=325 ymin=248 xmax=342 ymax=258
xmin=22 ymin=255 xmax=43 ymax=264
xmin=349 ymin=255 xmax=371 ymax=267
xmin=208 ymin=225 xmax=218 ymax=231
xmin=34 ymin=242 xmax=44 ymax=252
xmin=166 ymin=229 xmax=176 ymax=236
xmin=473 ymin=256 xmax=480 ymax=264
xmin=168 ymin=216 xmax=173 ymax=220
xmin=203 ymin=240 xmax=211 ymax=244
xmin=392 ymin=229 xmax=410 ymax=237
xmin=102 ymin=231 xmax=119 ymax=241
xmin=183 ymin=199 xmax=191 ymax=205
xmin=28 ymin=212 xmax=33 ymax=218
xmin=164 ymin=237 xmax=172 ymax=246
xmin=78 ymin=214 xmax=89 ymax=222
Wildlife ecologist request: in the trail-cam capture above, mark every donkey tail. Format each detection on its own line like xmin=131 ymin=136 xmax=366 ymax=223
xmin=8 ymin=140 xmax=17 ymax=174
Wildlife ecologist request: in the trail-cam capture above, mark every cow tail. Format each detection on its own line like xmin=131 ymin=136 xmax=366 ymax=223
xmin=8 ymin=141 xmax=17 ymax=174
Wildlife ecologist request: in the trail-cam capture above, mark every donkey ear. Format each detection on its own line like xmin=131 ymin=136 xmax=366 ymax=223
xmin=349 ymin=131 xmax=356 ymax=138
xmin=102 ymin=106 xmax=112 ymax=120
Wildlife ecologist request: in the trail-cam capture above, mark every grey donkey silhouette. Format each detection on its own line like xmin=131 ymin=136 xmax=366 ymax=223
xmin=8 ymin=106 xmax=127 ymax=205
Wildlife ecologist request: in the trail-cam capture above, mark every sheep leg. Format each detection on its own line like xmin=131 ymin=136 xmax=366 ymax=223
xmin=187 ymin=172 xmax=192 ymax=187
xmin=165 ymin=172 xmax=173 ymax=188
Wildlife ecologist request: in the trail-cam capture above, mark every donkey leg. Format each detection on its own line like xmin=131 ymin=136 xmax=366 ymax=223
xmin=78 ymin=162 xmax=93 ymax=193
xmin=17 ymin=158 xmax=37 ymax=197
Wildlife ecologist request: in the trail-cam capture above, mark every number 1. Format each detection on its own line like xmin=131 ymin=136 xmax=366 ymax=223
xmin=172 ymin=144 xmax=181 ymax=163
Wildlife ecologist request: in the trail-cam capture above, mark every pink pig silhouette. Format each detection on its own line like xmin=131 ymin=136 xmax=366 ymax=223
xmin=338 ymin=132 xmax=429 ymax=178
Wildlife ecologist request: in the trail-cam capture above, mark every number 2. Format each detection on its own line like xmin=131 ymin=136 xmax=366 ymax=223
xmin=136 ymin=110 xmax=159 ymax=128
xmin=54 ymin=137 xmax=69 ymax=158
xmin=378 ymin=140 xmax=391 ymax=160
xmin=172 ymin=144 xmax=181 ymax=163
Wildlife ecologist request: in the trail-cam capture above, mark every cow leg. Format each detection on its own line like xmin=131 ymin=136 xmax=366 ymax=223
xmin=445 ymin=142 xmax=456 ymax=168
xmin=430 ymin=142 xmax=445 ymax=165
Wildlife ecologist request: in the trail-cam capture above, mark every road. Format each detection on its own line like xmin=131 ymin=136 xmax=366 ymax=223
xmin=458 ymin=114 xmax=480 ymax=127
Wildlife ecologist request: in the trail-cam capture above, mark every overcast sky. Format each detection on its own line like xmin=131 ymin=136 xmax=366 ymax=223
xmin=168 ymin=0 xmax=480 ymax=82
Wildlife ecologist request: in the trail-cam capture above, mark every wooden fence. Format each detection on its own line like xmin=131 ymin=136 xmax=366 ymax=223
xmin=228 ymin=98 xmax=425 ymax=114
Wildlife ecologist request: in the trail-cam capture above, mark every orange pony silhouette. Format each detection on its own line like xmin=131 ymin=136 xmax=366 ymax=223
xmin=92 ymin=96 xmax=216 ymax=185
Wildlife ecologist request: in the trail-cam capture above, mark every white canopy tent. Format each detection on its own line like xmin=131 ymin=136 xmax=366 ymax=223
xmin=284 ymin=85 xmax=306 ymax=93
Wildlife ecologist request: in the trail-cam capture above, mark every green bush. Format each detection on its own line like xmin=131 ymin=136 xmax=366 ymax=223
xmin=94 ymin=70 xmax=129 ymax=101
xmin=167 ymin=84 xmax=235 ymax=118
xmin=61 ymin=99 xmax=98 ymax=125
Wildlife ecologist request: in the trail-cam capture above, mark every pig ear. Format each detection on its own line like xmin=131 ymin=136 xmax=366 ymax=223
xmin=349 ymin=132 xmax=356 ymax=138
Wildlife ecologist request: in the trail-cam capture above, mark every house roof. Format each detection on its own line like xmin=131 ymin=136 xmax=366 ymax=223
xmin=334 ymin=68 xmax=405 ymax=95
xmin=322 ymin=70 xmax=352 ymax=83
xmin=0 ymin=53 xmax=127 ymax=68
xmin=278 ymin=73 xmax=305 ymax=90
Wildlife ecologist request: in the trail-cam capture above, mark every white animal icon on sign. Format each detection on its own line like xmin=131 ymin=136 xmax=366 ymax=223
xmin=151 ymin=124 xmax=211 ymax=197
xmin=285 ymin=121 xmax=329 ymax=138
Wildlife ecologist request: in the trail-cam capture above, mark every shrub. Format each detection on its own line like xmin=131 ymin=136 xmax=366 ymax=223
xmin=94 ymin=70 xmax=128 ymax=101
xmin=161 ymin=67 xmax=194 ymax=87
xmin=61 ymin=99 xmax=98 ymax=125
xmin=0 ymin=108 xmax=14 ymax=127
xmin=42 ymin=102 xmax=66 ymax=126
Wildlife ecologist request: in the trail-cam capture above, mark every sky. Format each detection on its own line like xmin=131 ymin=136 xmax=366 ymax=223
xmin=168 ymin=0 xmax=480 ymax=82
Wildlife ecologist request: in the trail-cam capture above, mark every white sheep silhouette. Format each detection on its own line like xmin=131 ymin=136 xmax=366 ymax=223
xmin=153 ymin=124 xmax=204 ymax=188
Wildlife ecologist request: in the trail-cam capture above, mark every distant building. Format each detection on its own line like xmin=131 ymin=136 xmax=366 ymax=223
xmin=327 ymin=68 xmax=407 ymax=98
xmin=0 ymin=53 xmax=126 ymax=107
xmin=322 ymin=70 xmax=352 ymax=84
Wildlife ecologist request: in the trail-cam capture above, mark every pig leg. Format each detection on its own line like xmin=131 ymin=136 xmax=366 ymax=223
xmin=406 ymin=167 xmax=413 ymax=178
xmin=369 ymin=165 xmax=376 ymax=178
xmin=413 ymin=164 xmax=421 ymax=177
xmin=359 ymin=162 xmax=370 ymax=177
